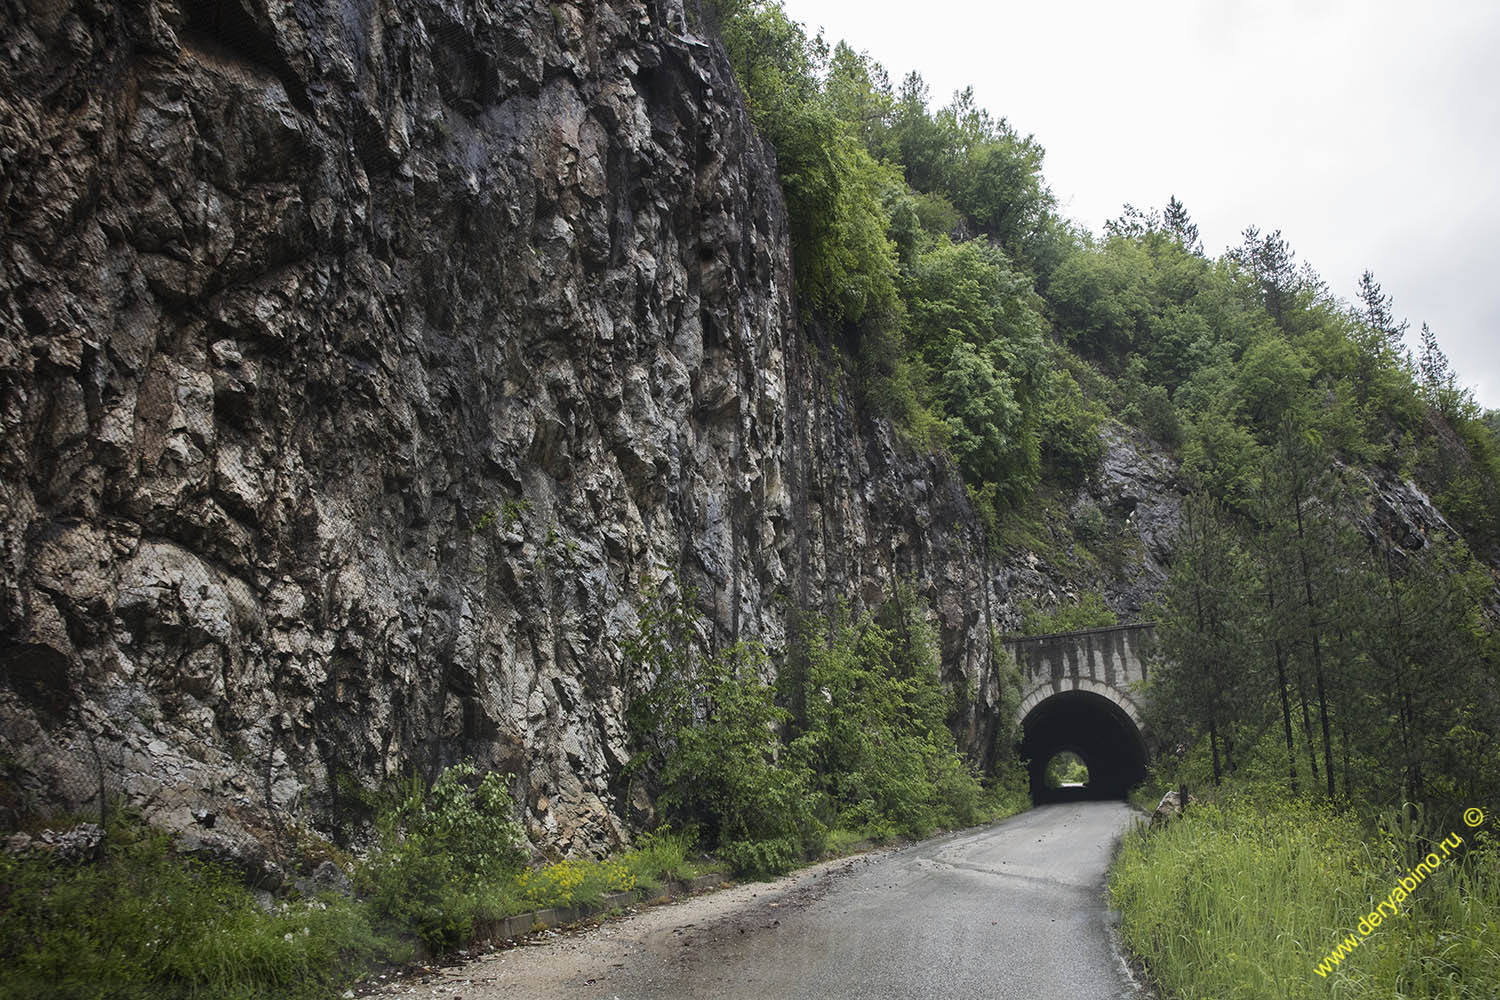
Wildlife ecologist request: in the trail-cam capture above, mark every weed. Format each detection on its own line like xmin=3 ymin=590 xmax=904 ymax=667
xmin=0 ymin=817 xmax=405 ymax=1000
xmin=1110 ymin=797 xmax=1500 ymax=1000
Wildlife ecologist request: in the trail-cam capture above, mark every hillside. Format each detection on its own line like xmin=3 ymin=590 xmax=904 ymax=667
xmin=2 ymin=0 xmax=1497 ymax=876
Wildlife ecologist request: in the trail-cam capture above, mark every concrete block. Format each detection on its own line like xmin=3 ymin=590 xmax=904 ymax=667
xmin=506 ymin=912 xmax=539 ymax=938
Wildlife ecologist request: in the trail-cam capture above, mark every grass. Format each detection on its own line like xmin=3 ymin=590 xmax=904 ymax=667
xmin=1110 ymin=795 xmax=1500 ymax=1000
xmin=0 ymin=817 xmax=731 ymax=1000
xmin=0 ymin=818 xmax=407 ymax=1000
xmin=622 ymin=827 xmax=710 ymax=890
xmin=815 ymin=781 xmax=1030 ymax=862
xmin=0 ymin=775 xmax=1024 ymax=999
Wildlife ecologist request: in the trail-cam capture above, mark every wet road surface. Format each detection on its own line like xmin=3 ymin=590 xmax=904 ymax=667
xmin=371 ymin=802 xmax=1146 ymax=999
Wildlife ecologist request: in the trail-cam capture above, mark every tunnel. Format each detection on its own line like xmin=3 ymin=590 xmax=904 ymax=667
xmin=1020 ymin=689 xmax=1148 ymax=803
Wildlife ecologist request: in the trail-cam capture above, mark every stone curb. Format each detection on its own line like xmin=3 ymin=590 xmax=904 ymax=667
xmin=474 ymin=873 xmax=728 ymax=944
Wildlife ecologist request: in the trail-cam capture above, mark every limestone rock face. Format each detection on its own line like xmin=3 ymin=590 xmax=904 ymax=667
xmin=994 ymin=425 xmax=1187 ymax=627
xmin=0 ymin=0 xmax=1003 ymax=863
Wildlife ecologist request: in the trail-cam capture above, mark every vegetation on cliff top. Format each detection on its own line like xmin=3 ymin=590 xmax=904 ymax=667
xmin=708 ymin=0 xmax=1500 ymax=565
xmin=708 ymin=0 xmax=1500 ymax=821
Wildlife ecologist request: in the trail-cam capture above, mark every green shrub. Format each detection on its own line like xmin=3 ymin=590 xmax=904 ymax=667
xmin=1039 ymin=366 xmax=1105 ymax=484
xmin=626 ymin=587 xmax=824 ymax=878
xmin=623 ymin=828 xmax=700 ymax=889
xmin=1015 ymin=592 xmax=1117 ymax=635
xmin=717 ymin=836 xmax=804 ymax=880
xmin=628 ymin=586 xmax=1025 ymax=878
xmin=356 ymin=762 xmax=525 ymax=951
xmin=516 ymin=858 xmax=634 ymax=909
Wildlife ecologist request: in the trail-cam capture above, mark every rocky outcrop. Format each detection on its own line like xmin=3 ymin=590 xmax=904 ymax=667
xmin=995 ymin=424 xmax=1185 ymax=624
xmin=0 ymin=0 xmax=1004 ymax=870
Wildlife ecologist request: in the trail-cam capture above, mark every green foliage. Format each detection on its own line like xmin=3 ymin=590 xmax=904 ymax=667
xmin=713 ymin=0 xmax=1500 ymax=587
xmin=356 ymin=762 xmax=526 ymax=951
xmin=515 ymin=858 xmax=634 ymax=909
xmin=0 ymin=817 xmax=404 ymax=1000
xmin=1043 ymin=751 xmax=1089 ymax=787
xmin=1015 ymin=592 xmax=1118 ymax=635
xmin=621 ymin=828 xmax=704 ymax=890
xmin=1119 ymin=355 xmax=1181 ymax=446
xmin=1149 ymin=494 xmax=1257 ymax=786
xmin=1145 ymin=460 xmax=1500 ymax=811
xmin=626 ymin=585 xmax=823 ymax=877
xmin=938 ymin=342 xmax=1037 ymax=494
xmin=0 ymin=792 xmax=724 ymax=998
xmin=626 ymin=586 xmax=1025 ymax=877
xmin=718 ymin=4 xmax=900 ymax=330
xmin=783 ymin=600 xmax=985 ymax=839
xmin=664 ymin=640 xmax=824 ymax=875
xmin=1111 ymin=797 xmax=1500 ymax=1000
xmin=715 ymin=1 xmax=1056 ymax=509
xmin=1049 ymin=234 xmax=1154 ymax=355
xmin=904 ymin=236 xmax=1048 ymax=494
xmin=1237 ymin=335 xmax=1313 ymax=432
xmin=1037 ymin=364 xmax=1105 ymax=484
xmin=1180 ymin=409 xmax=1262 ymax=511
xmin=500 ymin=497 xmax=532 ymax=531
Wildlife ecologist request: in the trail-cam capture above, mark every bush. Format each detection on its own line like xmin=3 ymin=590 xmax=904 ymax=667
xmin=1039 ymin=366 xmax=1104 ymax=484
xmin=622 ymin=828 xmax=701 ymax=889
xmin=356 ymin=762 xmax=525 ymax=951
xmin=1016 ymin=592 xmax=1117 ymax=635
xmin=628 ymin=587 xmax=1026 ymax=877
xmin=516 ymin=858 xmax=634 ymax=909
xmin=626 ymin=587 xmax=824 ymax=877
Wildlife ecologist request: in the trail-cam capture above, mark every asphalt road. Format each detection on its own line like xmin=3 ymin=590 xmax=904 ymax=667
xmin=376 ymin=802 xmax=1147 ymax=1000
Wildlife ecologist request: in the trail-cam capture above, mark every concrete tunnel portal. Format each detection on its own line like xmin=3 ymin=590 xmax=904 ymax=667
xmin=1003 ymin=623 xmax=1158 ymax=803
xmin=1020 ymin=689 xmax=1148 ymax=803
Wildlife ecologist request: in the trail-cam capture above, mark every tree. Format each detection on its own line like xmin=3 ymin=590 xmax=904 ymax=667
xmin=1048 ymin=236 xmax=1154 ymax=356
xmin=1258 ymin=415 xmax=1354 ymax=801
xmin=1416 ymin=322 xmax=1477 ymax=421
xmin=824 ymin=42 xmax=894 ymax=154
xmin=1355 ymin=269 xmax=1408 ymax=354
xmin=1153 ymin=494 xmax=1257 ymax=785
xmin=1232 ymin=226 xmax=1301 ymax=330
xmin=1162 ymin=195 xmax=1202 ymax=255
xmin=1236 ymin=336 xmax=1311 ymax=433
xmin=938 ymin=342 xmax=1039 ymax=496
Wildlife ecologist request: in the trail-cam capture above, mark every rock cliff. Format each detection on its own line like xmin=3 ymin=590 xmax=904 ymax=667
xmin=0 ymin=0 xmax=1009 ymax=872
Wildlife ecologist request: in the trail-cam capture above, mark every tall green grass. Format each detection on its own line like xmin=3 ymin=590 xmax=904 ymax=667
xmin=0 ymin=819 xmax=405 ymax=1000
xmin=1110 ymin=797 xmax=1500 ymax=999
xmin=0 ymin=805 xmax=730 ymax=1000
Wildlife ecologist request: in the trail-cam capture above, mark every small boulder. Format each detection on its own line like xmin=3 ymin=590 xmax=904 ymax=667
xmin=1149 ymin=790 xmax=1192 ymax=828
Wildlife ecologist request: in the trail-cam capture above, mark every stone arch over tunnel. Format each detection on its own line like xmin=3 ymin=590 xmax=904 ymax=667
xmin=1020 ymin=690 xmax=1147 ymax=803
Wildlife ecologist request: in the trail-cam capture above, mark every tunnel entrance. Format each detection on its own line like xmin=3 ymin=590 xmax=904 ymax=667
xmin=1021 ymin=690 xmax=1147 ymax=804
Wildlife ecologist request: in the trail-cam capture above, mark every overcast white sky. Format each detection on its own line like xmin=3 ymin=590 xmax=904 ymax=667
xmin=777 ymin=0 xmax=1500 ymax=408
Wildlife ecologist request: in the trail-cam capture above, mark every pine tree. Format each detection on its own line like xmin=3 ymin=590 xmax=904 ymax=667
xmin=1234 ymin=227 xmax=1300 ymax=330
xmin=1155 ymin=494 xmax=1256 ymax=786
xmin=1355 ymin=269 xmax=1408 ymax=353
xmin=1163 ymin=195 xmax=1202 ymax=254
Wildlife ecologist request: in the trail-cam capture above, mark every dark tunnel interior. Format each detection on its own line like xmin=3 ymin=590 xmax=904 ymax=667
xmin=1020 ymin=690 xmax=1148 ymax=804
